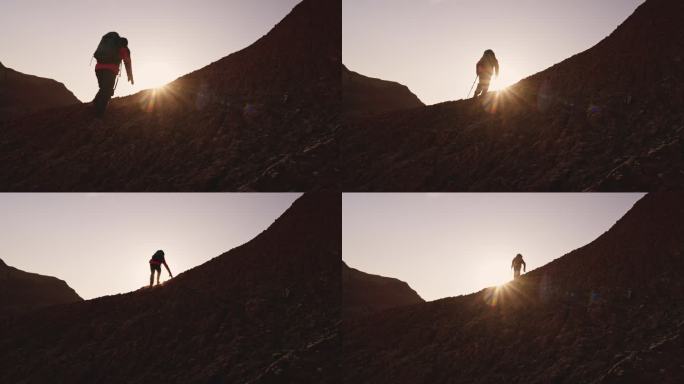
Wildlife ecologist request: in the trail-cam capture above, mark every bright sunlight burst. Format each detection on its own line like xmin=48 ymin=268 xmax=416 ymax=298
xmin=489 ymin=64 xmax=523 ymax=91
xmin=135 ymin=61 xmax=178 ymax=90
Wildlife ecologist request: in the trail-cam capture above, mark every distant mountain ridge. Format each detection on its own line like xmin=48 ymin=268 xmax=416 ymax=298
xmin=0 ymin=61 xmax=80 ymax=121
xmin=342 ymin=65 xmax=424 ymax=117
xmin=0 ymin=258 xmax=82 ymax=316
xmin=343 ymin=262 xmax=424 ymax=317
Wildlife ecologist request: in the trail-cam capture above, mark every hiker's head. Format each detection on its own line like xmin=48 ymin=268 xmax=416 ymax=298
xmin=156 ymin=250 xmax=164 ymax=256
xmin=516 ymin=253 xmax=522 ymax=259
xmin=120 ymin=37 xmax=128 ymax=47
xmin=483 ymin=49 xmax=496 ymax=59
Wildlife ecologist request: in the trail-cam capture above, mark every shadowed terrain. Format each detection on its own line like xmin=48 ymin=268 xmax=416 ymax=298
xmin=342 ymin=0 xmax=684 ymax=191
xmin=0 ymin=0 xmax=340 ymax=191
xmin=342 ymin=65 xmax=423 ymax=118
xmin=0 ymin=258 xmax=82 ymax=316
xmin=343 ymin=261 xmax=423 ymax=318
xmin=343 ymin=193 xmax=684 ymax=383
xmin=0 ymin=193 xmax=341 ymax=383
xmin=0 ymin=61 xmax=80 ymax=121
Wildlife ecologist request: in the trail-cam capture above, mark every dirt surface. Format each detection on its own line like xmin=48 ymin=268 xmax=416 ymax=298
xmin=0 ymin=258 xmax=82 ymax=316
xmin=0 ymin=61 xmax=80 ymax=121
xmin=343 ymin=261 xmax=424 ymax=318
xmin=343 ymin=193 xmax=684 ymax=383
xmin=0 ymin=0 xmax=340 ymax=191
xmin=342 ymin=65 xmax=424 ymax=118
xmin=0 ymin=193 xmax=341 ymax=384
xmin=342 ymin=0 xmax=684 ymax=191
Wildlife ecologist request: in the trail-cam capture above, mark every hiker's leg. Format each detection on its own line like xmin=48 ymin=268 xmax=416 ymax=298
xmin=149 ymin=264 xmax=155 ymax=287
xmin=100 ymin=71 xmax=116 ymax=114
xmin=94 ymin=71 xmax=106 ymax=115
xmin=479 ymin=77 xmax=491 ymax=96
xmin=94 ymin=70 xmax=115 ymax=117
xmin=156 ymin=270 xmax=161 ymax=285
xmin=473 ymin=83 xmax=483 ymax=98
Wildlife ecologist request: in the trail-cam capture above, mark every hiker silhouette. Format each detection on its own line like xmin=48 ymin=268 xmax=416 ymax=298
xmin=92 ymin=32 xmax=134 ymax=117
xmin=511 ymin=253 xmax=526 ymax=279
xmin=473 ymin=49 xmax=499 ymax=98
xmin=149 ymin=250 xmax=172 ymax=287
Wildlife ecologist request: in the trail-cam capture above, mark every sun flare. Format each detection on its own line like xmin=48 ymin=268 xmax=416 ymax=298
xmin=135 ymin=61 xmax=178 ymax=90
xmin=488 ymin=64 xmax=522 ymax=92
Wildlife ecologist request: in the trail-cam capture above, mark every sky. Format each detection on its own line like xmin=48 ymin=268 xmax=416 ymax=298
xmin=0 ymin=193 xmax=300 ymax=300
xmin=343 ymin=193 xmax=645 ymax=301
xmin=343 ymin=0 xmax=644 ymax=105
xmin=0 ymin=0 xmax=300 ymax=101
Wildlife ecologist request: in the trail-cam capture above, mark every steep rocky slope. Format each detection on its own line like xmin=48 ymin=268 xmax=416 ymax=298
xmin=0 ymin=193 xmax=341 ymax=383
xmin=0 ymin=61 xmax=80 ymax=121
xmin=0 ymin=0 xmax=340 ymax=191
xmin=343 ymin=193 xmax=684 ymax=383
xmin=343 ymin=0 xmax=684 ymax=191
xmin=342 ymin=65 xmax=423 ymax=117
xmin=343 ymin=262 xmax=423 ymax=317
xmin=0 ymin=258 xmax=82 ymax=315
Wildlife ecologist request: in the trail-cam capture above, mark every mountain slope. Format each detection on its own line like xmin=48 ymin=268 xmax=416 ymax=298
xmin=343 ymin=193 xmax=684 ymax=383
xmin=0 ymin=0 xmax=340 ymax=191
xmin=342 ymin=0 xmax=684 ymax=191
xmin=343 ymin=262 xmax=424 ymax=317
xmin=0 ymin=193 xmax=341 ymax=384
xmin=0 ymin=258 xmax=82 ymax=315
xmin=342 ymin=65 xmax=423 ymax=117
xmin=0 ymin=61 xmax=80 ymax=121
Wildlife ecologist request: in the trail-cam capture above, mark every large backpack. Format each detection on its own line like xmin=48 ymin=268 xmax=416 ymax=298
xmin=94 ymin=32 xmax=123 ymax=64
xmin=150 ymin=250 xmax=165 ymax=264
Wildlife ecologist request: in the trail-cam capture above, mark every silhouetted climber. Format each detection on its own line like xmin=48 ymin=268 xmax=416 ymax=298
xmin=149 ymin=250 xmax=172 ymax=287
xmin=92 ymin=32 xmax=133 ymax=117
xmin=511 ymin=253 xmax=526 ymax=279
xmin=473 ymin=49 xmax=499 ymax=98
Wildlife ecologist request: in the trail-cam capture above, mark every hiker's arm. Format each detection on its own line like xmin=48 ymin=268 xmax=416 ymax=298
xmin=122 ymin=48 xmax=133 ymax=84
xmin=522 ymin=260 xmax=526 ymax=272
xmin=163 ymin=261 xmax=172 ymax=277
xmin=495 ymin=60 xmax=500 ymax=77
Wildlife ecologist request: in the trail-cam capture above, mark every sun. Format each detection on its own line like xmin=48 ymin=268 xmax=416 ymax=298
xmin=489 ymin=65 xmax=523 ymax=92
xmin=135 ymin=60 xmax=178 ymax=90
xmin=489 ymin=77 xmax=513 ymax=92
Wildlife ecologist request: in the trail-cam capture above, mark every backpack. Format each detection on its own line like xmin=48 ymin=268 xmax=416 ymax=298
xmin=512 ymin=255 xmax=523 ymax=268
xmin=151 ymin=250 xmax=165 ymax=264
xmin=94 ymin=32 xmax=123 ymax=64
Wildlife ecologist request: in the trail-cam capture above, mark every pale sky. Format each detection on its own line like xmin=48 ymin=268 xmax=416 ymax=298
xmin=0 ymin=193 xmax=300 ymax=300
xmin=343 ymin=193 xmax=644 ymax=301
xmin=343 ymin=0 xmax=644 ymax=105
xmin=0 ymin=0 xmax=300 ymax=101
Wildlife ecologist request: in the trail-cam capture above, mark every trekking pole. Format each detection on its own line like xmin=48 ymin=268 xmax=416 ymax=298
xmin=466 ymin=75 xmax=478 ymax=99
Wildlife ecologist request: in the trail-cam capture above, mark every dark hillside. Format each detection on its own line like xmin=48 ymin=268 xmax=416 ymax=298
xmin=0 ymin=258 xmax=82 ymax=316
xmin=0 ymin=61 xmax=79 ymax=121
xmin=342 ymin=65 xmax=423 ymax=118
xmin=0 ymin=0 xmax=340 ymax=191
xmin=343 ymin=193 xmax=684 ymax=383
xmin=0 ymin=193 xmax=341 ymax=384
xmin=343 ymin=262 xmax=424 ymax=317
xmin=343 ymin=0 xmax=684 ymax=191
